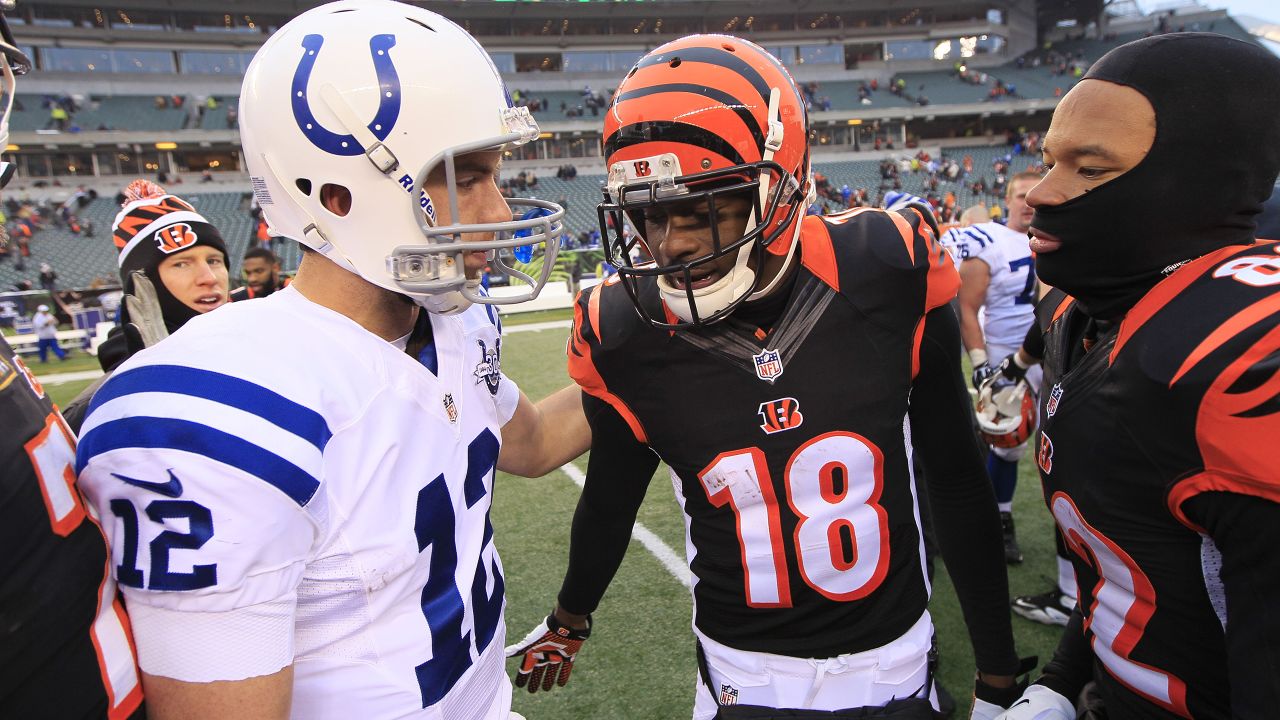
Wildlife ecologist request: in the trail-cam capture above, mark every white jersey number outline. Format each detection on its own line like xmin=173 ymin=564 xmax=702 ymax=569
xmin=1051 ymin=492 xmax=1191 ymax=718
xmin=26 ymin=411 xmax=142 ymax=719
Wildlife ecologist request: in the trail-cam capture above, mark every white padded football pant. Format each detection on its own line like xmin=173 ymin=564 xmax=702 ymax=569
xmin=692 ymin=612 xmax=935 ymax=719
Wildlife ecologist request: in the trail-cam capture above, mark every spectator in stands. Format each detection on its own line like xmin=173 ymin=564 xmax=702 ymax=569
xmin=37 ymin=262 xmax=56 ymax=291
xmin=32 ymin=304 xmax=67 ymax=363
xmin=63 ymin=179 xmax=231 ymax=429
xmin=230 ymin=246 xmax=286 ymax=301
xmin=47 ymin=103 xmax=69 ymax=131
xmin=154 ymin=95 xmax=168 ymax=109
xmin=226 ymin=104 xmax=238 ymax=129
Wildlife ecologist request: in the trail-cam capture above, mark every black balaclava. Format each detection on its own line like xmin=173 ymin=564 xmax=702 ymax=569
xmin=111 ymin=179 xmax=229 ymax=333
xmin=1031 ymin=33 xmax=1280 ymax=319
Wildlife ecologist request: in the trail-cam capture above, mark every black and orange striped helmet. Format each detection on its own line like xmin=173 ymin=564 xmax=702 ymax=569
xmin=597 ymin=35 xmax=813 ymax=328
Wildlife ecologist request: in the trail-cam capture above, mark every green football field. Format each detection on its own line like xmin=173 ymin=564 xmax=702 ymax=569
xmin=37 ymin=315 xmax=1065 ymax=719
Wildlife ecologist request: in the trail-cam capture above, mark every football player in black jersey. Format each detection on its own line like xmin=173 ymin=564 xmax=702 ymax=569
xmin=997 ymin=33 xmax=1280 ymax=720
xmin=0 ymin=7 xmax=145 ymax=715
xmin=507 ymin=35 xmax=1027 ymax=719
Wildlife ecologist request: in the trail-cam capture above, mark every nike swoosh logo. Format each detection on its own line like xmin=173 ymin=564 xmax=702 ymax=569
xmin=112 ymin=469 xmax=184 ymax=498
xmin=1009 ymin=699 xmax=1031 ymax=708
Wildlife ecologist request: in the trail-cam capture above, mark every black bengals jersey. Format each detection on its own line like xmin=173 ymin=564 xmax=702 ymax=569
xmin=0 ymin=337 xmax=144 ymax=719
xmin=1037 ymin=241 xmax=1280 ymax=719
xmin=564 ymin=208 xmax=1016 ymax=663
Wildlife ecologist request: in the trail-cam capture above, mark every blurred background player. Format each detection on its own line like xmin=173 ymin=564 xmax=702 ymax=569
xmin=999 ymin=33 xmax=1280 ymax=719
xmin=230 ymin=246 xmax=286 ymax=301
xmin=0 ymin=3 xmax=145 ymax=716
xmin=508 ymin=36 xmax=1029 ymax=719
xmin=76 ymin=2 xmax=583 ymax=719
xmin=945 ymin=170 xmax=1042 ymax=566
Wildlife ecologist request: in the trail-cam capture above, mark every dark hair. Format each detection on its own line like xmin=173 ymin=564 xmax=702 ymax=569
xmin=243 ymin=246 xmax=278 ymax=264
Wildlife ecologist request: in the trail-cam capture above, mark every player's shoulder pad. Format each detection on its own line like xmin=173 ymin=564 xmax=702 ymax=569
xmin=569 ymin=276 xmax=644 ymax=354
xmin=805 ymin=206 xmax=957 ymax=312
xmin=1114 ymin=241 xmax=1280 ymax=386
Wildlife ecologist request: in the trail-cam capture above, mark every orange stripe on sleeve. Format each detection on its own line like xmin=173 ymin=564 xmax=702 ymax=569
xmin=1167 ymin=471 xmax=1280 ymax=533
xmin=886 ymin=211 xmax=917 ymax=266
xmin=799 ymin=215 xmax=839 ymax=291
xmin=566 ymin=290 xmax=649 ymax=444
xmin=1170 ymin=292 xmax=1280 ymax=386
xmin=1112 ymin=245 xmax=1240 ymax=364
xmin=910 ymin=316 xmax=926 ymax=380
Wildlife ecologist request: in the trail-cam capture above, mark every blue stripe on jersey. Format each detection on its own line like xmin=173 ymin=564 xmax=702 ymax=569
xmin=77 ymin=416 xmax=321 ymax=506
xmin=967 ymin=226 xmax=994 ymax=247
xmin=86 ymin=364 xmax=332 ymax=452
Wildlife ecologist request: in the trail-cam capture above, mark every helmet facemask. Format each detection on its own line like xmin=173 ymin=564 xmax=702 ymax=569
xmin=0 ymin=8 xmax=31 ymax=188
xmin=599 ymin=159 xmax=804 ymax=329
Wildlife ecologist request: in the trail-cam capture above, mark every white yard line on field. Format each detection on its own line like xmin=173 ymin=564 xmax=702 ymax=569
xmin=558 ymin=462 xmax=692 ymax=589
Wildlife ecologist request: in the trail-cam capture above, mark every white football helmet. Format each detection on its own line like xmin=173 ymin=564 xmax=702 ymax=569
xmin=239 ymin=0 xmax=563 ymax=314
xmin=976 ymin=375 xmax=1037 ymax=449
xmin=0 ymin=1 xmax=32 ymax=188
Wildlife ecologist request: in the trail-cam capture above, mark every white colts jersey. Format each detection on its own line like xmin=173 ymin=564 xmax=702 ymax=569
xmin=942 ymin=221 xmax=1037 ymax=349
xmin=76 ymin=286 xmax=520 ymax=720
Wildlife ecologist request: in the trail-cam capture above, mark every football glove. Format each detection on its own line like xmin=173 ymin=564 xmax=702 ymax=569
xmin=505 ymin=612 xmax=591 ymax=693
xmin=972 ymin=362 xmax=995 ymax=390
xmin=970 ymin=657 xmax=1039 ymax=720
xmin=991 ymin=684 xmax=1075 ymax=720
xmin=122 ymin=270 xmax=169 ymax=352
xmin=993 ymin=353 xmax=1029 ymax=390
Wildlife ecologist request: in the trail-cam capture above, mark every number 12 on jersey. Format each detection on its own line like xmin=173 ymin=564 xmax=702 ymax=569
xmin=698 ymin=432 xmax=891 ymax=607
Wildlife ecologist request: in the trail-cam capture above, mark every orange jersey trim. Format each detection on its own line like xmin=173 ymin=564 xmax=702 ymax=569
xmin=1112 ymin=245 xmax=1243 ymax=364
xmin=1167 ymin=471 xmax=1280 ymax=534
xmin=910 ymin=316 xmax=926 ymax=381
xmin=1170 ymin=291 xmax=1280 ymax=386
xmin=567 ymin=294 xmax=649 ymax=444
xmin=799 ymin=216 xmax=839 ymax=291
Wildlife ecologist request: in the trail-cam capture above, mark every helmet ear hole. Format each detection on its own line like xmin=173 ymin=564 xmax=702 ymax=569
xmin=295 ymin=178 xmax=313 ymax=197
xmin=320 ymin=183 xmax=352 ymax=217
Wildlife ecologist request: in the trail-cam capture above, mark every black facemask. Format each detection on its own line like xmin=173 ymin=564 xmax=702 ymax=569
xmin=1031 ymin=33 xmax=1280 ymax=319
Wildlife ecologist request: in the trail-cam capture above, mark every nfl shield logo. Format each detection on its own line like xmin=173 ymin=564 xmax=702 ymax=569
xmin=719 ymin=684 xmax=739 ymax=706
xmin=443 ymin=393 xmax=458 ymax=424
xmin=1046 ymin=382 xmax=1063 ymax=418
xmin=753 ymin=348 xmax=784 ymax=383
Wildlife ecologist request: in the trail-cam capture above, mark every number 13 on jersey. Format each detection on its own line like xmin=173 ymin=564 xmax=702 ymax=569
xmin=698 ymin=432 xmax=891 ymax=607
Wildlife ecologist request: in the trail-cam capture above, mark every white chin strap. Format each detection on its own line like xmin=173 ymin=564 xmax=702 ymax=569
xmin=657 ymin=244 xmax=757 ymax=323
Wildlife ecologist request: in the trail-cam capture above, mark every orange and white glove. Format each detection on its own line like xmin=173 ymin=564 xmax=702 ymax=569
xmin=504 ymin=612 xmax=591 ymax=693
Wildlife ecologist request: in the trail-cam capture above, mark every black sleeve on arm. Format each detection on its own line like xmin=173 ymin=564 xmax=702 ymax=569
xmin=1182 ymin=491 xmax=1280 ymax=719
xmin=556 ymin=392 xmax=662 ymax=616
xmin=908 ymin=305 xmax=1020 ymax=675
xmin=1037 ymin=605 xmax=1095 ymax=699
xmin=1021 ymin=316 xmax=1045 ymax=362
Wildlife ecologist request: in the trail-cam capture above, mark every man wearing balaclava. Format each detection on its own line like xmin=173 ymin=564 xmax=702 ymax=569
xmin=996 ymin=33 xmax=1280 ymax=720
xmin=62 ymin=180 xmax=230 ymax=432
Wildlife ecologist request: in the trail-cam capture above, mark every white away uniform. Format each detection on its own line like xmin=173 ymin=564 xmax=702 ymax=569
xmin=77 ymin=285 xmax=519 ymax=719
xmin=942 ymin=221 xmax=1042 ymax=458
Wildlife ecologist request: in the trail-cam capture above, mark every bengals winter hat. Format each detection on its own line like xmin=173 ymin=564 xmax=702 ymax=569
xmin=111 ymin=179 xmax=228 ymax=329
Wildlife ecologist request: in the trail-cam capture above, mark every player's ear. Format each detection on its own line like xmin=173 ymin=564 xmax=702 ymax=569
xmin=319 ymin=184 xmax=352 ymax=217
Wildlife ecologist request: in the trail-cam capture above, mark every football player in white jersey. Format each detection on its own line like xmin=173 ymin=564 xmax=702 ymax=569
xmin=945 ymin=171 xmax=1044 ymax=565
xmin=75 ymin=2 xmax=587 ymax=718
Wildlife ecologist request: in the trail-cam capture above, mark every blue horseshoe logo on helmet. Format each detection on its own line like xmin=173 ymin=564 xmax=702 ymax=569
xmin=292 ymin=33 xmax=401 ymax=156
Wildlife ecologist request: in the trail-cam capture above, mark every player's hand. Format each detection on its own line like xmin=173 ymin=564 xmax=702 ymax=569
xmin=996 ymin=353 xmax=1028 ymax=383
xmin=971 ymin=362 xmax=995 ymax=390
xmin=123 ymin=270 xmax=169 ymax=352
xmin=971 ymin=657 xmax=1038 ymax=720
xmin=990 ymin=684 xmax=1075 ymax=720
xmin=504 ymin=611 xmax=591 ymax=693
